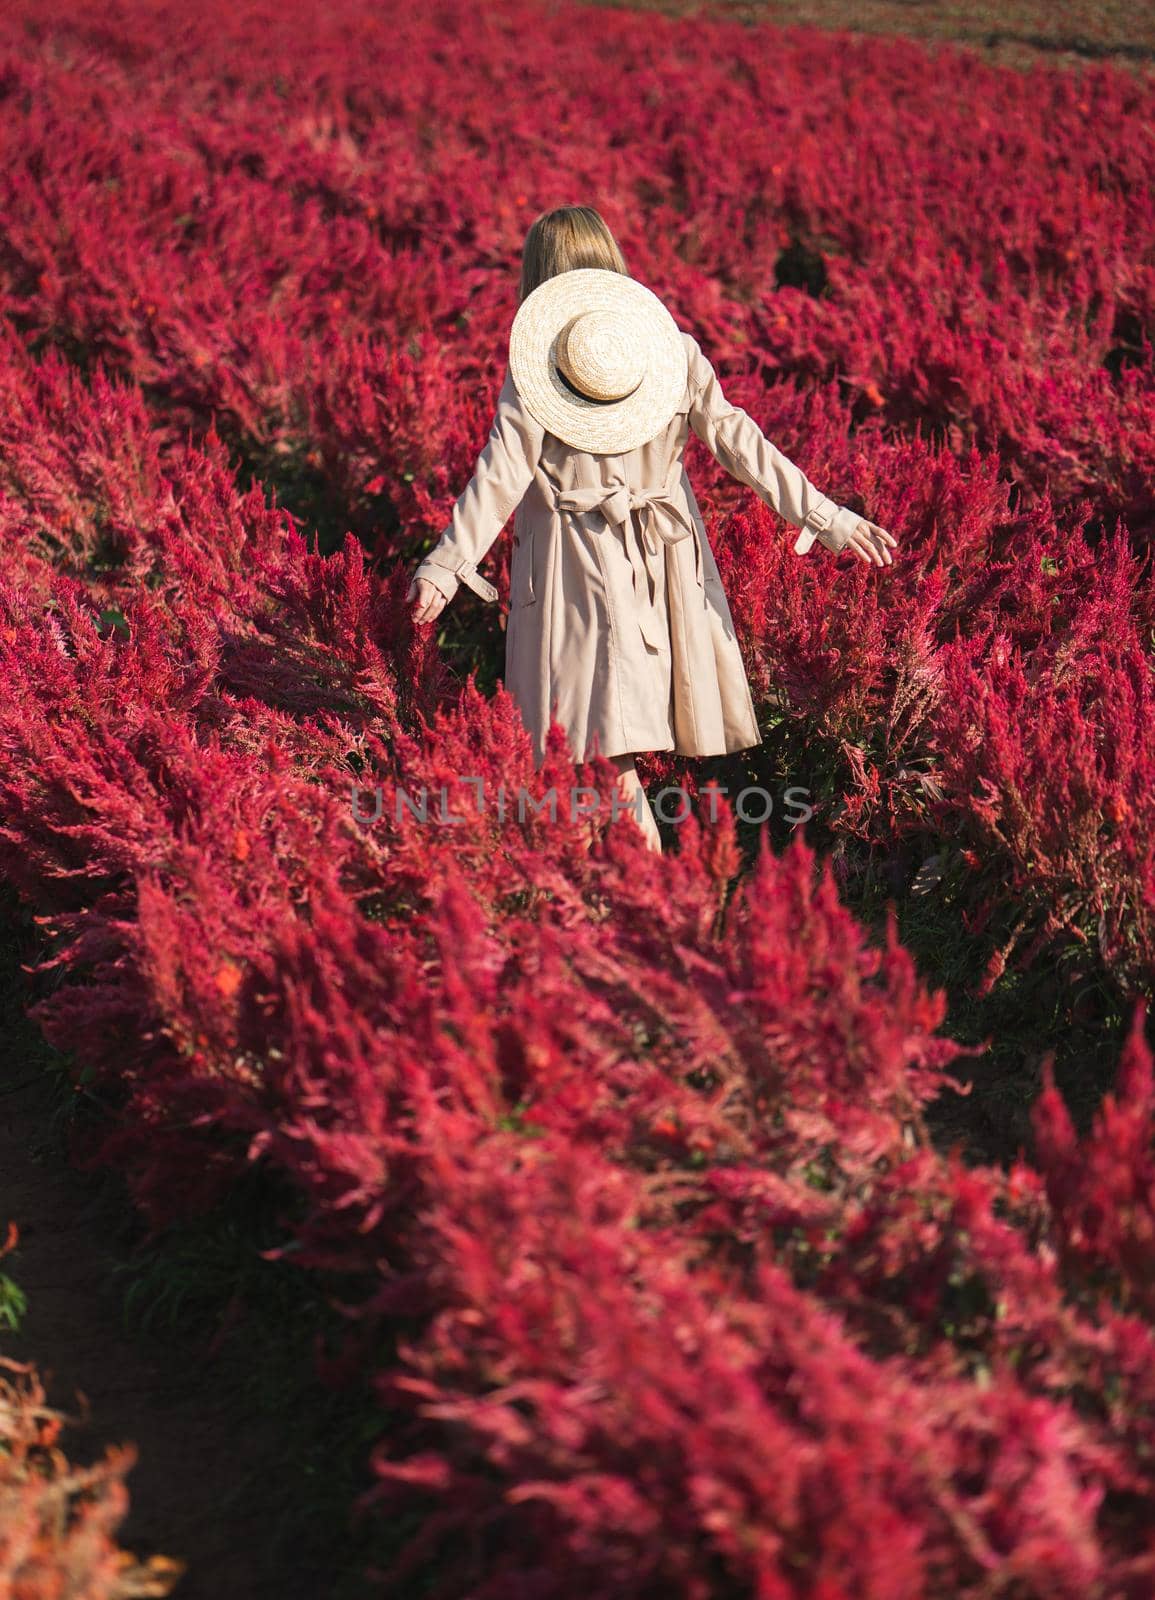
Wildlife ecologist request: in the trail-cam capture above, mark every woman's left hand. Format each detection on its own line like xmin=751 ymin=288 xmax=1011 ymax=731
xmin=407 ymin=575 xmax=450 ymax=624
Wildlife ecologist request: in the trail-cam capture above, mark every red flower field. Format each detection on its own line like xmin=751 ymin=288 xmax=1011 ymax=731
xmin=0 ymin=0 xmax=1153 ymax=1592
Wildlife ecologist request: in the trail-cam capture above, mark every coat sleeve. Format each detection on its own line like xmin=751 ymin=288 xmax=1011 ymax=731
xmin=412 ymin=366 xmax=546 ymax=603
xmin=685 ymin=334 xmax=856 ymax=555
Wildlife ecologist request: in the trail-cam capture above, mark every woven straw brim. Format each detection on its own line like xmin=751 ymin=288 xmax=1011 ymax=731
xmin=509 ymin=268 xmax=688 ymax=456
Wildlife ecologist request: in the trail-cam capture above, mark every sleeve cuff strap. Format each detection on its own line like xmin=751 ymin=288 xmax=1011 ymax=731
xmin=415 ymin=552 xmax=499 ymax=604
xmin=793 ymin=498 xmax=841 ymax=556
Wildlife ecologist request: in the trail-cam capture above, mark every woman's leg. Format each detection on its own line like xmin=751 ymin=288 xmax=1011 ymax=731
xmin=609 ymin=753 xmax=662 ymax=854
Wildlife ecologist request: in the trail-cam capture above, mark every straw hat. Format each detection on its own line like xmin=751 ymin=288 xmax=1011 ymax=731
xmin=508 ymin=268 xmax=689 ymax=455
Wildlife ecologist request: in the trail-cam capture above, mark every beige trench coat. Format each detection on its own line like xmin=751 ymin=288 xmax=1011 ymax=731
xmin=414 ymin=330 xmax=859 ymax=767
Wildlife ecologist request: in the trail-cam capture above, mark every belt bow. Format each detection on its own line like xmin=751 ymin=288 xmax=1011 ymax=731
xmin=555 ymin=468 xmax=697 ymax=652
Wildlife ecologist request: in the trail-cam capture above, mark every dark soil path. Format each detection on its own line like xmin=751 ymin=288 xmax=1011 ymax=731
xmin=0 ymin=908 xmax=372 ymax=1600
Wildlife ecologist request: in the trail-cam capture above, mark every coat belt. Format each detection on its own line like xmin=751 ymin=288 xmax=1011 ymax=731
xmin=555 ymin=469 xmax=697 ymax=653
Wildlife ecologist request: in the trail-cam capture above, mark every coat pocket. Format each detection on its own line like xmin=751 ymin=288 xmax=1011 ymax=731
xmin=512 ymin=526 xmax=537 ymax=606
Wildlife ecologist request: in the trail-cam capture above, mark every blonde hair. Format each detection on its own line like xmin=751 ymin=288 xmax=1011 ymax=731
xmin=518 ymin=206 xmax=629 ymax=304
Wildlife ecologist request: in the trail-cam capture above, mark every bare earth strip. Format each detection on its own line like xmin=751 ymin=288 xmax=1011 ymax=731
xmin=576 ymin=0 xmax=1155 ymax=77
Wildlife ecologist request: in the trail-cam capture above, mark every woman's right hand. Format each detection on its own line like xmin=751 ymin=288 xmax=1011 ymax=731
xmin=817 ymin=508 xmax=898 ymax=567
xmin=838 ymin=517 xmax=897 ymax=567
xmin=407 ymin=575 xmax=450 ymax=625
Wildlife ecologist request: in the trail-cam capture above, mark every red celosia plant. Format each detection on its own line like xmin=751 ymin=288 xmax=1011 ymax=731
xmin=933 ymin=564 xmax=1155 ymax=997
xmin=1033 ymin=1003 xmax=1155 ymax=1314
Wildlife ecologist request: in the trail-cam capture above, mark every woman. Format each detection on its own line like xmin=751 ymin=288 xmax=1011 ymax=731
xmin=407 ymin=206 xmax=896 ymax=853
